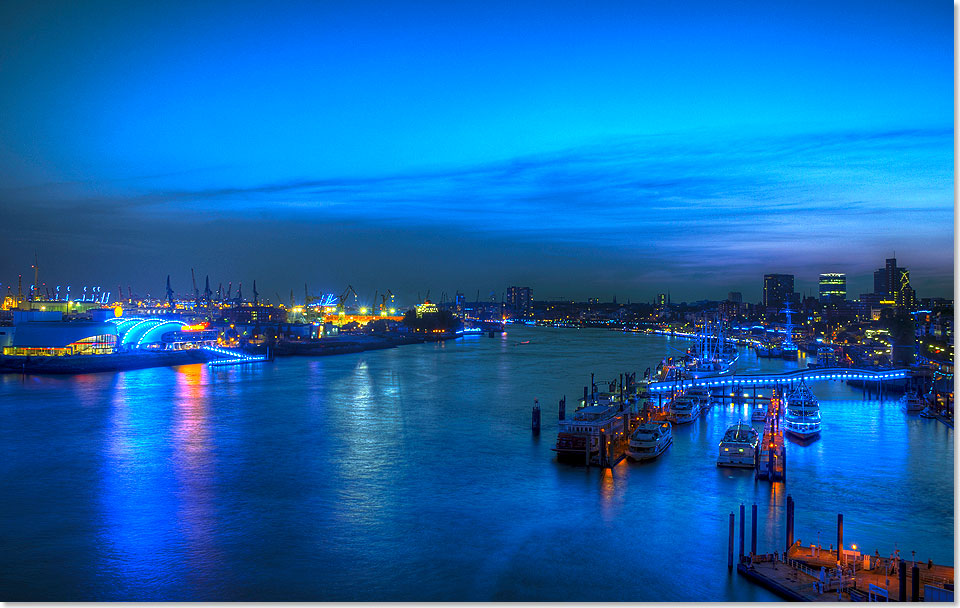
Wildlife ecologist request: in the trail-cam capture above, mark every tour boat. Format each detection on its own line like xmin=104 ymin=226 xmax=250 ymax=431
xmin=717 ymin=421 xmax=760 ymax=467
xmin=626 ymin=421 xmax=672 ymax=461
xmin=900 ymin=391 xmax=925 ymax=414
xmin=685 ymin=384 xmax=712 ymax=410
xmin=782 ymin=381 xmax=821 ymax=441
xmin=668 ymin=395 xmax=701 ymax=424
xmin=751 ymin=402 xmax=767 ymax=422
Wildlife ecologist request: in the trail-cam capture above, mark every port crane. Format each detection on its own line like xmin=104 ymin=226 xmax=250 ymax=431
xmin=191 ymin=268 xmax=199 ymax=304
xmin=165 ymin=275 xmax=174 ymax=308
xmin=337 ymin=285 xmax=359 ymax=317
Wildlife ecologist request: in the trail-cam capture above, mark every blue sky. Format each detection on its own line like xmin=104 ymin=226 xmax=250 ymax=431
xmin=0 ymin=0 xmax=952 ymax=303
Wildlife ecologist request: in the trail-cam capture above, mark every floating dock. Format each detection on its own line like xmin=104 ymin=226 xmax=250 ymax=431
xmin=729 ymin=497 xmax=954 ymax=602
xmin=755 ymin=388 xmax=786 ymax=482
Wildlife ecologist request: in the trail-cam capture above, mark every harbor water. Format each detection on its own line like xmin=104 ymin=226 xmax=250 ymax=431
xmin=1 ymin=327 xmax=953 ymax=601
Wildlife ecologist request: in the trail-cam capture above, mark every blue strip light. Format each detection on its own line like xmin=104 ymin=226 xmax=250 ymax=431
xmin=203 ymin=345 xmax=268 ymax=366
xmin=648 ymin=368 xmax=910 ymax=391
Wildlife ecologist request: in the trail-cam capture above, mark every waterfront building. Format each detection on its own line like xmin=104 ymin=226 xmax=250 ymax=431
xmin=2 ymin=320 xmax=118 ymax=356
xmin=818 ymin=273 xmax=846 ymax=303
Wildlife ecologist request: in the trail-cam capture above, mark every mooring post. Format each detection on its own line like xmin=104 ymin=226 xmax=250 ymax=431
xmin=837 ymin=513 xmax=843 ymax=559
xmin=911 ymin=563 xmax=920 ymax=601
xmin=785 ymin=495 xmax=793 ymax=552
xmin=739 ymin=504 xmax=745 ymax=562
xmin=899 ymin=562 xmax=907 ymax=601
xmin=532 ymin=400 xmax=541 ymax=433
xmin=728 ymin=512 xmax=735 ymax=570
xmin=599 ymin=432 xmax=606 ymax=468
xmin=751 ymin=504 xmax=758 ymax=556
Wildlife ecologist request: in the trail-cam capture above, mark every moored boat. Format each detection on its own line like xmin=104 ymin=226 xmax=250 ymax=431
xmin=626 ymin=421 xmax=672 ymax=461
xmin=668 ymin=395 xmax=701 ymax=424
xmin=716 ymin=420 xmax=760 ymax=467
xmin=900 ymin=391 xmax=925 ymax=414
xmin=783 ymin=381 xmax=821 ymax=441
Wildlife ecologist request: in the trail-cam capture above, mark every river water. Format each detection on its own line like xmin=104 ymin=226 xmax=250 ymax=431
xmin=1 ymin=327 xmax=953 ymax=601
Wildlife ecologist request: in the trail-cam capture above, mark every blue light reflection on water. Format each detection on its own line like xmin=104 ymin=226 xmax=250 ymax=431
xmin=0 ymin=327 xmax=952 ymax=601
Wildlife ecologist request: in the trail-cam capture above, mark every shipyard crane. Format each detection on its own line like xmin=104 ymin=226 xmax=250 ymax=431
xmin=227 ymin=281 xmax=233 ymax=301
xmin=165 ymin=275 xmax=174 ymax=308
xmin=236 ymin=282 xmax=243 ymax=306
xmin=253 ymin=280 xmax=259 ymax=306
xmin=337 ymin=285 xmax=359 ymax=316
xmin=380 ymin=293 xmax=388 ymax=316
xmin=275 ymin=292 xmax=283 ymax=307
xmin=217 ymin=283 xmax=223 ymax=304
xmin=191 ymin=268 xmax=199 ymax=303
xmin=204 ymin=276 xmax=212 ymax=303
xmin=372 ymin=290 xmax=378 ymax=315
xmin=127 ymin=286 xmax=133 ymax=303
xmin=290 ymin=289 xmax=295 ymax=307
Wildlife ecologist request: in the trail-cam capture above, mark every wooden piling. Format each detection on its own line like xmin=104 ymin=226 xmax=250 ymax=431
xmin=785 ymin=495 xmax=794 ymax=552
xmin=751 ymin=504 xmax=758 ymax=556
xmin=728 ymin=512 xmax=735 ymax=570
xmin=739 ymin=504 xmax=745 ymax=561
xmin=532 ymin=401 xmax=541 ymax=433
xmin=837 ymin=513 xmax=843 ymax=555
xmin=898 ymin=562 xmax=907 ymax=601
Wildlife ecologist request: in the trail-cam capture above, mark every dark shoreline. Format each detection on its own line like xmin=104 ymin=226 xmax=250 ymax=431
xmin=0 ymin=331 xmax=461 ymax=375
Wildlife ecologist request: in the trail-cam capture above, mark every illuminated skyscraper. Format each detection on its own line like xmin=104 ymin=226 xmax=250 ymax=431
xmin=818 ymin=273 xmax=846 ymax=303
xmin=763 ymin=274 xmax=794 ymax=310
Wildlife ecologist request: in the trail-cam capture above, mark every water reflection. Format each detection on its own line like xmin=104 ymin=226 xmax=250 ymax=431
xmin=171 ymin=365 xmax=222 ymax=595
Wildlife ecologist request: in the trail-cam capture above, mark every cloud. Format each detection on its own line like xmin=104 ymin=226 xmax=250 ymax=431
xmin=0 ymin=126 xmax=951 ymax=300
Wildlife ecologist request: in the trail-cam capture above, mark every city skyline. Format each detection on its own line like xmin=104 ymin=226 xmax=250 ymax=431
xmin=0 ymin=1 xmax=953 ymax=302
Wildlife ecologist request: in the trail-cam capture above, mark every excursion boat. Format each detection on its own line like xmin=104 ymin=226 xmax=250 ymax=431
xmin=782 ymin=381 xmax=821 ymax=441
xmin=553 ymin=400 xmax=628 ymax=463
xmin=626 ymin=421 xmax=672 ymax=461
xmin=685 ymin=384 xmax=712 ymax=409
xmin=717 ymin=421 xmax=760 ymax=467
xmin=900 ymin=391 xmax=925 ymax=414
xmin=668 ymin=395 xmax=701 ymax=424
xmin=751 ymin=402 xmax=767 ymax=422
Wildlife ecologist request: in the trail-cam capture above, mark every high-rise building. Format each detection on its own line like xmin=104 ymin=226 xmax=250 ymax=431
xmin=506 ymin=286 xmax=533 ymax=320
xmin=763 ymin=274 xmax=794 ymax=310
xmin=727 ymin=292 xmax=742 ymax=303
xmin=818 ymin=273 xmax=846 ymax=303
xmin=873 ymin=269 xmax=888 ymax=297
xmin=657 ymin=293 xmax=667 ymax=307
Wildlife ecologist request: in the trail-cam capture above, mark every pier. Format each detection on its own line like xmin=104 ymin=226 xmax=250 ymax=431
xmin=730 ymin=497 xmax=955 ymax=602
xmin=755 ymin=389 xmax=785 ymax=481
xmin=649 ymin=367 xmax=911 ymax=393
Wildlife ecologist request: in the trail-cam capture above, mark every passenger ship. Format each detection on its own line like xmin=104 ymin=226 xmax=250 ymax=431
xmin=782 ymin=381 xmax=821 ymax=441
xmin=717 ymin=421 xmax=760 ymax=467
xmin=553 ymin=392 xmax=629 ymax=463
xmin=626 ymin=421 xmax=672 ymax=461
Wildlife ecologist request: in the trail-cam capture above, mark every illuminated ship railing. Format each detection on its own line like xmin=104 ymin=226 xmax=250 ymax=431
xmin=203 ymin=345 xmax=268 ymax=366
xmin=648 ymin=367 xmax=911 ymax=392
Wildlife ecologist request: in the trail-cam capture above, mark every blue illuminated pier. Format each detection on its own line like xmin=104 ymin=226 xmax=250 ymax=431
xmin=648 ymin=367 xmax=910 ymax=392
xmin=203 ymin=345 xmax=269 ymax=366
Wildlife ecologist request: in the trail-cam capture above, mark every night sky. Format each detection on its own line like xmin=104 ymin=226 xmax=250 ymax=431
xmin=0 ymin=0 xmax=952 ymax=305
